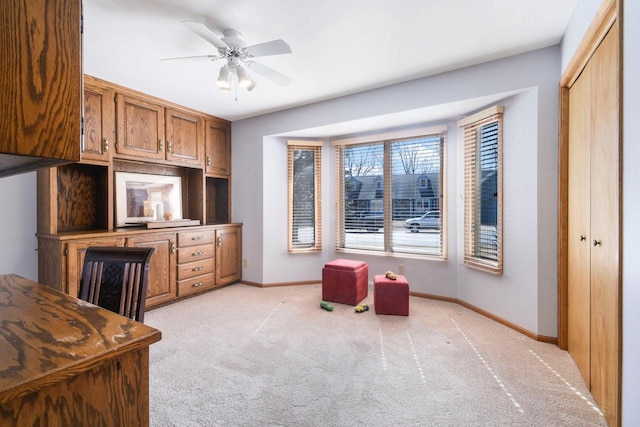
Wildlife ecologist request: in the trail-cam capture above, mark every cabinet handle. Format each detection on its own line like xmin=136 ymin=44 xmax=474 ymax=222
xmin=170 ymin=241 xmax=175 ymax=254
xmin=593 ymin=239 xmax=601 ymax=247
xmin=192 ymin=282 xmax=203 ymax=288
xmin=192 ymin=251 xmax=203 ymax=256
xmin=580 ymin=235 xmax=586 ymax=241
xmin=217 ymin=236 xmax=222 ymax=247
xmin=159 ymin=139 xmax=164 ymax=151
xmin=103 ymin=138 xmax=109 ymax=152
xmin=207 ymin=156 xmax=212 ymax=167
xmin=192 ymin=266 xmax=203 ymax=272
xmin=167 ymin=141 xmax=173 ymax=153
xmin=191 ymin=236 xmax=203 ymax=241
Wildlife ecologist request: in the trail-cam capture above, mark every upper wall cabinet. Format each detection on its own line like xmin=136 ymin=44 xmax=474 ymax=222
xmin=165 ymin=108 xmax=204 ymax=166
xmin=0 ymin=0 xmax=82 ymax=177
xmin=115 ymin=93 xmax=165 ymax=161
xmin=82 ymin=77 xmax=115 ymax=163
xmin=116 ymin=92 xmax=204 ymax=167
xmin=205 ymin=119 xmax=231 ymax=177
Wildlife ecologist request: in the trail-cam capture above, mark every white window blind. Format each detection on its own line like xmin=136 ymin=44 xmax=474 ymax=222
xmin=459 ymin=106 xmax=503 ymax=273
xmin=334 ymin=127 xmax=446 ymax=258
xmin=288 ymin=141 xmax=322 ymax=252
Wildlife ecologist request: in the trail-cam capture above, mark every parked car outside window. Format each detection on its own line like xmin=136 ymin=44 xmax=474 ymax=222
xmin=403 ymin=211 xmax=440 ymax=232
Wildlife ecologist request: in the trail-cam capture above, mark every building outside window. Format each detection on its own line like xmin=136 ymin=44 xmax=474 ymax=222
xmin=334 ymin=126 xmax=446 ymax=258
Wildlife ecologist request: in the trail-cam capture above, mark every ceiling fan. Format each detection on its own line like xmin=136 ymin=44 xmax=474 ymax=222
xmin=163 ymin=20 xmax=292 ymax=93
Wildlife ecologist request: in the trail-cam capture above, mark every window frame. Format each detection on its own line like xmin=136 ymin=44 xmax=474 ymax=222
xmin=333 ymin=125 xmax=447 ymax=260
xmin=458 ymin=105 xmax=504 ymax=274
xmin=287 ymin=140 xmax=323 ymax=253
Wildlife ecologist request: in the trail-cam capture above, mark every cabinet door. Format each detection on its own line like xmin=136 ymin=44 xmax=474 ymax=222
xmin=83 ymin=80 xmax=114 ymax=162
xmin=215 ymin=226 xmax=241 ymax=286
xmin=66 ymin=237 xmax=125 ymax=298
xmin=165 ymin=108 xmax=203 ymax=166
xmin=205 ymin=120 xmax=230 ymax=176
xmin=116 ymin=93 xmax=165 ymax=161
xmin=0 ymin=0 xmax=81 ymax=177
xmin=127 ymin=232 xmax=176 ymax=308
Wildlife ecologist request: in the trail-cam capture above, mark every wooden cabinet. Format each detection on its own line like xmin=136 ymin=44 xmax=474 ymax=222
xmin=0 ymin=0 xmax=82 ymax=177
xmin=205 ymin=119 xmax=231 ymax=176
xmin=176 ymin=229 xmax=216 ymax=297
xmin=36 ymin=76 xmax=239 ymax=310
xmin=127 ymin=232 xmax=177 ymax=309
xmin=166 ymin=107 xmax=204 ymax=166
xmin=216 ymin=225 xmax=242 ymax=286
xmin=66 ymin=237 xmax=126 ymax=298
xmin=83 ymin=77 xmax=115 ymax=163
xmin=37 ymin=225 xmax=241 ymax=309
xmin=116 ymin=93 xmax=165 ymax=161
xmin=115 ymin=92 xmax=205 ymax=167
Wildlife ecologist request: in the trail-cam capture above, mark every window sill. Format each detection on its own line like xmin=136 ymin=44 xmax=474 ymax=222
xmin=336 ymin=247 xmax=447 ymax=262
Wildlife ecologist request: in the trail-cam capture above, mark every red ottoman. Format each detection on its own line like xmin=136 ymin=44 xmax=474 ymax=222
xmin=322 ymin=259 xmax=368 ymax=306
xmin=374 ymin=274 xmax=409 ymax=316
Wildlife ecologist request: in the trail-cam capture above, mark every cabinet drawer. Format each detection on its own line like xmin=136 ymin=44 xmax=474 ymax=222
xmin=177 ymin=274 xmax=215 ymax=297
xmin=177 ymin=258 xmax=214 ymax=281
xmin=178 ymin=229 xmax=214 ymax=247
xmin=177 ymin=243 xmax=213 ymax=264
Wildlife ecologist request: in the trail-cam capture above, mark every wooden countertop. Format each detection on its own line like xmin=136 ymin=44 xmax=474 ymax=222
xmin=0 ymin=274 xmax=161 ymax=404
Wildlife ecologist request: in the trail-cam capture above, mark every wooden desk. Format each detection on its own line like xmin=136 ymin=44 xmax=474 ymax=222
xmin=0 ymin=274 xmax=161 ymax=426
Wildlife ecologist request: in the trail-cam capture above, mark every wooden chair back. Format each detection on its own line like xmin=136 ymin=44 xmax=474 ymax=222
xmin=79 ymin=246 xmax=154 ymax=323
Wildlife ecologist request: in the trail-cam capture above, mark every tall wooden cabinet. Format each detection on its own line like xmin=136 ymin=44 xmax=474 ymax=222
xmin=0 ymin=0 xmax=82 ymax=177
xmin=566 ymin=21 xmax=620 ymax=427
xmin=37 ymin=76 xmax=241 ymax=310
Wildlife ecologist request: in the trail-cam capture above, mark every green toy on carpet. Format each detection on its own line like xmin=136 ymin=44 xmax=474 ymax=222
xmin=320 ymin=301 xmax=334 ymax=311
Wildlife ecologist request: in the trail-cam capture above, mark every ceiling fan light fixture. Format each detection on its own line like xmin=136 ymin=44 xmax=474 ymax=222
xmin=216 ymin=65 xmax=231 ymax=89
xmin=236 ymin=65 xmax=252 ymax=88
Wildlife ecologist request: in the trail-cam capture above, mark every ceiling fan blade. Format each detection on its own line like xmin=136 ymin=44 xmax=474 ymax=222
xmin=161 ymin=54 xmax=221 ymax=63
xmin=245 ymin=39 xmax=292 ymax=58
xmin=245 ymin=61 xmax=292 ymax=86
xmin=182 ymin=20 xmax=228 ymax=50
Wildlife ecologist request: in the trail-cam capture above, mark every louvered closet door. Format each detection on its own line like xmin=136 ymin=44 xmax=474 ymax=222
xmin=567 ymin=21 xmax=620 ymax=427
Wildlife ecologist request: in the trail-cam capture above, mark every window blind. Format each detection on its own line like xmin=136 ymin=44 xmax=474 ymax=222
xmin=334 ymin=129 xmax=446 ymax=258
xmin=287 ymin=141 xmax=322 ymax=252
xmin=460 ymin=106 xmax=503 ymax=273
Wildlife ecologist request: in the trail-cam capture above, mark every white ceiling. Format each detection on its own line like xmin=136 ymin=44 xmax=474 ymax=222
xmin=83 ymin=0 xmax=577 ymax=122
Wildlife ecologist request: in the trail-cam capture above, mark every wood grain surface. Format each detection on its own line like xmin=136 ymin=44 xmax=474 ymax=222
xmin=0 ymin=274 xmax=161 ymax=425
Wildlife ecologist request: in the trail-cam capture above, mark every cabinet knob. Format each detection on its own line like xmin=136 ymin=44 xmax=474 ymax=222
xmin=217 ymin=236 xmax=222 ymax=247
xmin=159 ymin=139 xmax=164 ymax=151
xmin=207 ymin=156 xmax=212 ymax=167
xmin=580 ymin=235 xmax=586 ymax=241
xmin=192 ymin=282 xmax=203 ymax=288
xmin=192 ymin=266 xmax=203 ymax=272
xmin=103 ymin=138 xmax=109 ymax=152
xmin=170 ymin=241 xmax=175 ymax=254
xmin=192 ymin=251 xmax=203 ymax=256
xmin=167 ymin=141 xmax=173 ymax=153
xmin=593 ymin=239 xmax=601 ymax=247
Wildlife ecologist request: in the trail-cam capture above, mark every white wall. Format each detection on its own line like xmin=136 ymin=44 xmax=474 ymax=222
xmin=622 ymin=0 xmax=640 ymax=423
xmin=561 ymin=0 xmax=639 ymax=424
xmin=232 ymin=45 xmax=561 ymax=337
xmin=0 ymin=171 xmax=38 ymax=280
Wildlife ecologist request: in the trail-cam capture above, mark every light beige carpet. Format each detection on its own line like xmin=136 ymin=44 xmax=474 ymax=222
xmin=145 ymin=284 xmax=606 ymax=426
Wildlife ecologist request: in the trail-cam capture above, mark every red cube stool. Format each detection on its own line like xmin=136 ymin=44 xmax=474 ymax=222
xmin=322 ymin=259 xmax=368 ymax=306
xmin=374 ymin=274 xmax=409 ymax=316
